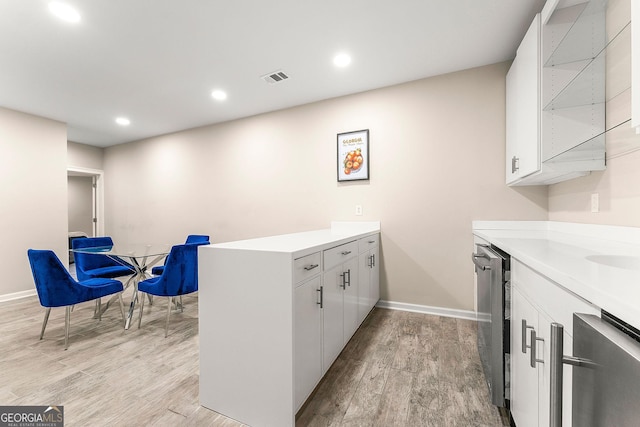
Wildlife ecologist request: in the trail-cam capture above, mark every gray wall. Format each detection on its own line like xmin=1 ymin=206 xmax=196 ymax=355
xmin=0 ymin=107 xmax=68 ymax=297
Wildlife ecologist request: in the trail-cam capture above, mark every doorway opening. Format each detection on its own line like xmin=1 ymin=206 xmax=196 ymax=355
xmin=67 ymin=167 xmax=105 ymax=262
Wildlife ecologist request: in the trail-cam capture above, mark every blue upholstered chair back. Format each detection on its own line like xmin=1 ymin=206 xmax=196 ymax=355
xmin=72 ymin=236 xmax=124 ymax=280
xmin=185 ymin=234 xmax=209 ymax=245
xmin=27 ymin=249 xmax=102 ymax=308
xmin=143 ymin=244 xmax=199 ymax=297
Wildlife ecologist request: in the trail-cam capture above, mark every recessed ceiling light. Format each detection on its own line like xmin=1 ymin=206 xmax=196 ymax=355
xmin=211 ymin=90 xmax=227 ymax=101
xmin=333 ymin=53 xmax=351 ymax=68
xmin=48 ymin=2 xmax=81 ymax=23
xmin=115 ymin=117 xmax=130 ymax=126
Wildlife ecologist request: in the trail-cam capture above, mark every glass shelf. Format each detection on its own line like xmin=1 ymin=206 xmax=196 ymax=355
xmin=543 ymin=22 xmax=629 ymax=111
xmin=544 ymin=0 xmax=608 ymax=67
xmin=544 ymin=118 xmax=630 ymax=166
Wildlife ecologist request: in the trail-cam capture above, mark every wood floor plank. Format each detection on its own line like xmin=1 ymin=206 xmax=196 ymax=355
xmin=373 ymin=368 xmax=413 ymax=426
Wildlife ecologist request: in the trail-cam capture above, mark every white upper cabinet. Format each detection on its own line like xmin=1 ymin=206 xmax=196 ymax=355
xmin=506 ymin=14 xmax=541 ymax=184
xmin=505 ymin=0 xmax=619 ymax=186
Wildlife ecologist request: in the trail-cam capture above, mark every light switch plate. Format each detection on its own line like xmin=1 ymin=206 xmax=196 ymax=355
xmin=355 ymin=205 xmax=363 ymax=216
xmin=591 ymin=193 xmax=599 ymax=213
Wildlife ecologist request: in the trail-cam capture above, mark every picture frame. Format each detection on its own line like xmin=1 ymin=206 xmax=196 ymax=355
xmin=337 ymin=129 xmax=369 ymax=182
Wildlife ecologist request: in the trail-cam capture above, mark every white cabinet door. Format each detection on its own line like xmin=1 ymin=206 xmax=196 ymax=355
xmin=369 ymin=245 xmax=379 ymax=310
xmin=506 ymin=14 xmax=541 ymax=184
xmin=343 ymin=257 xmax=359 ymax=342
xmin=536 ymin=310 xmax=551 ymax=427
xmin=517 ymin=14 xmax=541 ymax=179
xmin=294 ymin=275 xmax=323 ymax=411
xmin=358 ymin=252 xmax=371 ymax=324
xmin=506 ymin=55 xmax=520 ymax=184
xmin=511 ymin=286 xmax=539 ymax=427
xmin=357 ymin=237 xmax=380 ymax=323
xmin=323 ymin=264 xmax=345 ymax=372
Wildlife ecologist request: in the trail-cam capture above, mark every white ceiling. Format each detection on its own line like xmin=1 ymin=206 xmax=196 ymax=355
xmin=0 ymin=0 xmax=545 ymax=147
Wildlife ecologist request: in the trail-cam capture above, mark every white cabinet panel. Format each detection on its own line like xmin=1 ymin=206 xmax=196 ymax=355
xmin=511 ymin=286 xmax=540 ymax=427
xmin=343 ymin=257 xmax=359 ymax=342
xmin=324 ymin=240 xmax=358 ymax=271
xmin=294 ymin=252 xmax=321 ymax=284
xmin=323 ymin=264 xmax=346 ymax=372
xmin=369 ymin=245 xmax=379 ymax=307
xmin=294 ymin=275 xmax=322 ymax=410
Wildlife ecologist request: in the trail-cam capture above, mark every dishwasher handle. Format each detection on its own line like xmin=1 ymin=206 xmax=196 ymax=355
xmin=472 ymin=253 xmax=491 ymax=271
xmin=549 ymin=322 xmax=594 ymax=427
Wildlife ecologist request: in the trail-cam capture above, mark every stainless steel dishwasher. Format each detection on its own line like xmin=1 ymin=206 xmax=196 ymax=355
xmin=472 ymin=243 xmax=510 ymax=409
xmin=549 ymin=311 xmax=640 ymax=426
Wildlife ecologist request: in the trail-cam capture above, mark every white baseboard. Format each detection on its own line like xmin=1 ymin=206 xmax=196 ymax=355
xmin=375 ymin=300 xmax=477 ymax=321
xmin=0 ymin=289 xmax=37 ymax=303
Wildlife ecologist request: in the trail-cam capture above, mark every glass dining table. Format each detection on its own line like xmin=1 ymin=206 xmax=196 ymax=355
xmin=72 ymin=243 xmax=171 ymax=329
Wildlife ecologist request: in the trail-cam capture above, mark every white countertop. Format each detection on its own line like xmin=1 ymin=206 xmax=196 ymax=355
xmin=202 ymin=221 xmax=380 ymax=257
xmin=473 ymin=221 xmax=640 ymax=330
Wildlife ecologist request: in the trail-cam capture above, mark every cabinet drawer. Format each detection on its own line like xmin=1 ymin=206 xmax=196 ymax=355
xmin=294 ymin=252 xmax=321 ymax=284
xmin=358 ymin=234 xmax=379 ymax=253
xmin=323 ymin=241 xmax=358 ymax=271
xmin=512 ymin=260 xmax=599 ymax=336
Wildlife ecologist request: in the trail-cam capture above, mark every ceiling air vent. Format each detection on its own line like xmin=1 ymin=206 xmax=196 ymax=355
xmin=262 ymin=70 xmax=290 ymax=84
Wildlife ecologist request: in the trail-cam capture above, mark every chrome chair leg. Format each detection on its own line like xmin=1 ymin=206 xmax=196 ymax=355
xmin=118 ymin=293 xmax=126 ymax=325
xmin=122 ymin=274 xmax=135 ymax=290
xmin=180 ymin=295 xmax=183 ymax=312
xmin=40 ymin=308 xmax=51 ymax=340
xmin=165 ymin=296 xmax=172 ymax=338
xmin=137 ymin=291 xmax=146 ymax=329
xmin=148 ymin=294 xmax=154 ymax=306
xmin=64 ymin=306 xmax=71 ymax=350
xmin=97 ymin=298 xmax=102 ymax=321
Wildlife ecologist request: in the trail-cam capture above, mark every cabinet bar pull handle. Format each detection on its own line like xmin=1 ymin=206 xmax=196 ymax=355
xmin=346 ymin=269 xmax=351 ymax=287
xmin=522 ymin=319 xmax=534 ymax=353
xmin=371 ymin=254 xmax=375 ymax=267
xmin=341 ymin=251 xmax=351 ymax=255
xmin=368 ymin=255 xmax=372 ymax=268
xmin=317 ymin=287 xmax=323 ymax=308
xmin=368 ymin=240 xmax=375 ymax=243
xmin=512 ymin=156 xmax=520 ymax=173
xmin=340 ymin=273 xmax=346 ymax=289
xmin=304 ymin=264 xmax=319 ymax=271
xmin=530 ymin=329 xmax=544 ymax=368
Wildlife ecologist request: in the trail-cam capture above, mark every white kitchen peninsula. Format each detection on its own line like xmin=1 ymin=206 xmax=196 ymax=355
xmin=198 ymin=221 xmax=380 ymax=427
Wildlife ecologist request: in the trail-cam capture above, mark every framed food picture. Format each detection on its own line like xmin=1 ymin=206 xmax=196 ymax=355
xmin=337 ymin=129 xmax=369 ymax=182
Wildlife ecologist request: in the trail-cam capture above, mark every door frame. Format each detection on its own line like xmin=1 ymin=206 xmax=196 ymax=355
xmin=67 ymin=166 xmax=104 ymax=236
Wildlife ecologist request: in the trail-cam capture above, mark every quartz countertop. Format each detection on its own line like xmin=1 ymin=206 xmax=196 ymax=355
xmin=201 ymin=221 xmax=380 ymax=258
xmin=473 ymin=221 xmax=640 ymax=330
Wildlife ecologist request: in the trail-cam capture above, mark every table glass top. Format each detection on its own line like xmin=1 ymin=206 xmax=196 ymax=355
xmin=71 ymin=244 xmax=171 ymax=258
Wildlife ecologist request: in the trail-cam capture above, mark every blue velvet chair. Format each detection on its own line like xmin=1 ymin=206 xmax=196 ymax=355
xmin=27 ymin=249 xmax=126 ymax=350
xmin=151 ymin=234 xmax=209 ymax=276
xmin=72 ymin=236 xmax=135 ymax=282
xmin=137 ymin=244 xmax=198 ymax=337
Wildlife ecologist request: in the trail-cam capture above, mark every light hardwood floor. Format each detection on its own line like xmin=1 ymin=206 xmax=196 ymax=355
xmin=0 ymin=287 xmax=507 ymax=426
